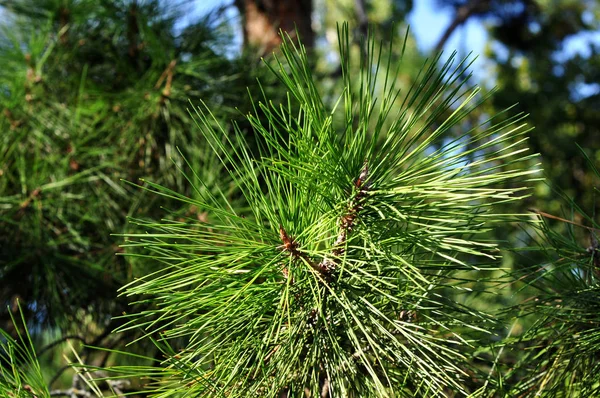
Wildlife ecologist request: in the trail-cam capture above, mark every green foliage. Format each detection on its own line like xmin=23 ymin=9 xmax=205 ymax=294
xmin=0 ymin=305 xmax=48 ymax=397
xmin=1 ymin=1 xmax=599 ymax=396
xmin=113 ymin=25 xmax=539 ymax=397
xmin=483 ymin=0 xmax=600 ymax=213
xmin=493 ymin=152 xmax=600 ymax=397
xmin=0 ymin=0 xmax=243 ymax=331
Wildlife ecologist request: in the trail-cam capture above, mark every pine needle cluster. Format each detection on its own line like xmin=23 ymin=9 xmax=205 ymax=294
xmin=498 ymin=154 xmax=600 ymax=396
xmin=0 ymin=0 xmax=243 ymax=330
xmin=113 ymin=25 xmax=540 ymax=397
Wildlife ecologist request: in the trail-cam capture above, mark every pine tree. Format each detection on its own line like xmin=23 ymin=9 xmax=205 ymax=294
xmin=88 ymin=25 xmax=539 ymax=397
xmin=0 ymin=0 xmax=240 ymax=330
xmin=0 ymin=0 xmax=257 ymax=387
xmin=495 ymin=152 xmax=600 ymax=397
xmin=2 ymin=3 xmax=599 ymax=397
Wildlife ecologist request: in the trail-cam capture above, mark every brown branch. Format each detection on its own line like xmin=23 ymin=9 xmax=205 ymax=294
xmin=434 ymin=0 xmax=490 ymax=53
xmin=15 ymin=188 xmax=42 ymax=219
xmin=278 ymin=162 xmax=371 ymax=280
xmin=531 ymin=209 xmax=600 ymax=273
xmin=37 ymin=335 xmax=86 ymax=357
xmin=19 ymin=188 xmax=41 ymax=210
xmin=235 ymin=0 xmax=314 ymax=57
xmin=155 ymin=60 xmax=177 ymax=108
xmin=354 ymin=0 xmax=368 ymax=47
xmin=320 ymin=375 xmax=330 ymax=398
xmin=275 ymin=164 xmax=372 ymax=396
xmin=48 ymin=365 xmax=74 ymax=389
xmin=279 ymin=225 xmax=330 ymax=275
xmin=127 ymin=2 xmax=139 ymax=60
xmin=50 ymin=388 xmax=91 ymax=398
xmin=263 ymin=344 xmax=280 ymax=364
xmin=58 ymin=6 xmax=70 ymax=44
xmin=530 ymin=209 xmax=599 ymax=232
xmin=155 ymin=60 xmax=177 ymax=91
xmin=329 ymin=162 xmax=370 ymax=259
xmin=278 ymin=225 xmax=300 ymax=256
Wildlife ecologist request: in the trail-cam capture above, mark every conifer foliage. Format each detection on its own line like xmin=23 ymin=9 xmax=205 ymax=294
xmin=112 ymin=26 xmax=539 ymax=396
xmin=3 ymin=2 xmax=600 ymax=397
xmin=0 ymin=0 xmax=238 ymax=331
xmin=499 ymin=157 xmax=600 ymax=397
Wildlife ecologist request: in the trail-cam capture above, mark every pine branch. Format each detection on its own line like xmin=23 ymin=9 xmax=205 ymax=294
xmin=278 ymin=162 xmax=371 ymax=280
xmin=111 ymin=23 xmax=539 ymax=397
xmin=36 ymin=335 xmax=87 ymax=357
xmin=434 ymin=0 xmax=490 ymax=52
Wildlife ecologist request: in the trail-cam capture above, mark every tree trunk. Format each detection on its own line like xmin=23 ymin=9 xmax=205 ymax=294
xmin=235 ymin=0 xmax=314 ymax=56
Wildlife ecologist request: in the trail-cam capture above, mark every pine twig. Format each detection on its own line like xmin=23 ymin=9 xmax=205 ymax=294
xmin=49 ymin=388 xmax=91 ymax=398
xmin=37 ymin=335 xmax=86 ymax=357
xmin=531 ymin=209 xmax=599 ymax=232
xmin=434 ymin=0 xmax=490 ymax=52
xmin=278 ymin=162 xmax=371 ymax=279
xmin=320 ymin=161 xmax=370 ymax=274
xmin=279 ymin=224 xmax=328 ymax=275
xmin=277 ymin=163 xmax=371 ymax=397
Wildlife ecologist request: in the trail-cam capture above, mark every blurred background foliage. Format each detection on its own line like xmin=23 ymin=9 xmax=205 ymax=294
xmin=0 ymin=0 xmax=598 ymax=395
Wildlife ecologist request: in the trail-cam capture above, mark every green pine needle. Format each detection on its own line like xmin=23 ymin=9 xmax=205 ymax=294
xmin=116 ymin=24 xmax=540 ymax=397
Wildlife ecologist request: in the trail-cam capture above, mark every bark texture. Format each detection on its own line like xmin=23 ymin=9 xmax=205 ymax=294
xmin=236 ymin=0 xmax=314 ymax=56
